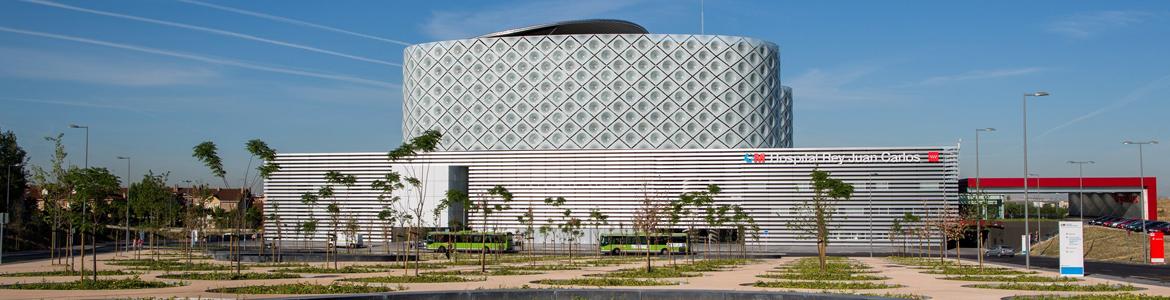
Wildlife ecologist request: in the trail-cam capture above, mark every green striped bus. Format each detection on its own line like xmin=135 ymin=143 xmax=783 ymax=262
xmin=424 ymin=231 xmax=514 ymax=253
xmin=599 ymin=232 xmax=689 ymax=255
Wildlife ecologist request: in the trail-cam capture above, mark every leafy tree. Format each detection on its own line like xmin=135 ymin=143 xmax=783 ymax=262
xmin=730 ymin=205 xmax=757 ymax=259
xmin=192 ymin=139 xmax=279 ymax=274
xmin=298 ymin=192 xmax=319 ymax=251
xmin=543 ymin=196 xmax=566 ymax=258
xmin=322 ymin=170 xmax=356 ymax=269
xmin=64 ymin=167 xmax=121 ymax=281
xmin=31 ymin=134 xmax=70 ymax=268
xmin=385 ymin=129 xmax=442 ymax=276
xmin=1 ymin=129 xmax=36 ymax=252
xmin=786 ymin=170 xmax=854 ymax=271
xmin=481 ymin=185 xmax=512 ymax=271
xmin=370 ymin=171 xmax=404 ymax=255
xmin=587 ymin=209 xmax=609 ymax=255
xmin=900 ymin=213 xmax=920 ymax=257
xmin=436 ymin=189 xmax=470 ymax=261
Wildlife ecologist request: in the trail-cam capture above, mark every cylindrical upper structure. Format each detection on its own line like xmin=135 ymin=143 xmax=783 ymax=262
xmin=403 ymin=20 xmax=792 ymax=151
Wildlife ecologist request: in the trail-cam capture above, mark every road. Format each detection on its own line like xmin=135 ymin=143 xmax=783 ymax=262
xmin=1 ymin=243 xmax=119 ymax=264
xmin=963 ymin=253 xmax=1170 ymax=287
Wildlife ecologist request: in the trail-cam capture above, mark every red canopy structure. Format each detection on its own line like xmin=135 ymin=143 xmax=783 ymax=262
xmin=962 ymin=177 xmax=1157 ymax=220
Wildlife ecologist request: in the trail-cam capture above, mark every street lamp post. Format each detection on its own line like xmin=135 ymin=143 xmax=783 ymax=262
xmin=68 ymin=124 xmax=95 ymax=281
xmin=118 ymin=156 xmax=131 ymax=256
xmin=975 ymin=128 xmax=995 ymax=268
xmin=1123 ymin=140 xmax=1157 ymax=264
xmin=3 ymin=163 xmax=22 ymax=265
xmin=1021 ymin=91 xmax=1048 ymax=269
xmin=868 ymin=172 xmax=878 ymax=258
xmin=1067 ymin=161 xmax=1094 ymax=222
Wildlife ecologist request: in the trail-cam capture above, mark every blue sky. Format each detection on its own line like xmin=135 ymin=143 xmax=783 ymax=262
xmin=1 ymin=0 xmax=1167 ymax=196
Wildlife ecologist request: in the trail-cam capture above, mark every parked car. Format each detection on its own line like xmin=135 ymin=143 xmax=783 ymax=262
xmin=1113 ymin=219 xmax=1140 ymax=229
xmin=1142 ymin=221 xmax=1170 ymax=232
xmin=985 ymin=245 xmax=1015 ymax=257
xmin=1099 ymin=217 xmax=1125 ymax=227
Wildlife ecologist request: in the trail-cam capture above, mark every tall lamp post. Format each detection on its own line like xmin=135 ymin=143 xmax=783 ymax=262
xmin=1029 ymin=173 xmax=1042 ymax=243
xmin=1123 ymin=140 xmax=1157 ymax=264
xmin=868 ymin=172 xmax=878 ymax=258
xmin=1021 ymin=91 xmax=1048 ymax=269
xmin=3 ymin=163 xmax=22 ymax=265
xmin=1067 ymin=161 xmax=1094 ymax=222
xmin=68 ymin=123 xmax=95 ymax=280
xmin=975 ymin=128 xmax=994 ymax=268
xmin=117 ymin=156 xmax=131 ymax=256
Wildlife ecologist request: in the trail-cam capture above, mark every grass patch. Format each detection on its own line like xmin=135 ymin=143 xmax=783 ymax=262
xmin=248 ymin=262 xmax=310 ymax=268
xmin=941 ymin=275 xmax=1080 ymax=282
xmin=0 ymin=277 xmax=180 ymax=290
xmin=588 ymin=267 xmax=700 ymax=278
xmin=670 ymin=259 xmax=752 ymax=272
xmin=966 ymin=283 xmax=1142 ymax=292
xmin=270 ymin=266 xmax=381 ymax=274
xmin=886 ymin=256 xmax=960 ymax=268
xmin=756 ymin=272 xmax=888 ymax=281
xmin=0 ymin=269 xmax=138 ymax=277
xmin=206 ymin=282 xmax=401 ymax=294
xmin=424 ymin=269 xmax=541 ymax=276
xmin=922 ymin=266 xmax=1035 ymax=276
xmin=1007 ymin=294 xmax=1170 ymax=300
xmin=156 ymin=272 xmax=302 ymax=280
xmin=752 ymin=280 xmax=902 ymax=290
xmin=533 ymin=278 xmax=677 ymax=286
xmin=507 ymin=264 xmax=582 ymax=271
xmin=108 ymin=259 xmax=235 ymax=271
xmin=342 ymin=274 xmax=484 ymax=283
xmin=576 ymin=258 xmax=642 ymax=267
xmin=367 ymin=263 xmax=449 ymax=270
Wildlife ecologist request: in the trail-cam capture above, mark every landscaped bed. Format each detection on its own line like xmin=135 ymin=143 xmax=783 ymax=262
xmin=341 ymin=274 xmax=485 ymax=283
xmin=156 ymin=272 xmax=302 ymax=280
xmin=586 ymin=267 xmax=701 ymax=278
xmin=107 ymin=259 xmax=236 ymax=271
xmin=533 ymin=277 xmax=678 ymax=286
xmin=921 ymin=266 xmax=1035 ymax=276
xmin=965 ymin=283 xmax=1143 ymax=292
xmin=206 ymin=282 xmax=401 ymax=294
xmin=756 ymin=272 xmax=889 ymax=281
xmin=1006 ymin=294 xmax=1170 ymax=300
xmin=423 ymin=269 xmax=541 ymax=276
xmin=0 ymin=269 xmax=138 ymax=277
xmin=0 ymin=277 xmax=181 ymax=290
xmin=940 ymin=275 xmax=1079 ymax=282
xmin=752 ymin=280 xmax=903 ymax=290
xmin=270 ymin=266 xmax=382 ymax=274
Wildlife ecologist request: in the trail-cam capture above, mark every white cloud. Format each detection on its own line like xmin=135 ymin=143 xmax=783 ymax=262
xmin=0 ymin=47 xmax=219 ymax=86
xmin=914 ymin=67 xmax=1044 ymax=86
xmin=422 ymin=0 xmax=643 ymax=40
xmin=1046 ymin=11 xmax=1152 ymax=39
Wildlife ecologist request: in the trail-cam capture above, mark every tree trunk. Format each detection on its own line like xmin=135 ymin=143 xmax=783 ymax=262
xmin=817 ymin=241 xmax=827 ymax=271
xmin=79 ymin=226 xmax=86 ymax=282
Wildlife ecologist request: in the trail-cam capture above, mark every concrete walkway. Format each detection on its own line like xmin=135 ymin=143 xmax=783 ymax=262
xmin=1 ymin=251 xmax=1169 ymax=299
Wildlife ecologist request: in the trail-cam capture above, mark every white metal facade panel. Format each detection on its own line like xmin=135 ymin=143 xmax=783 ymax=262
xmin=265 ymin=147 xmax=958 ymax=247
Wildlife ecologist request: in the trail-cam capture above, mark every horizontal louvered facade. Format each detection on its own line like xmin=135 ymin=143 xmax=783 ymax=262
xmin=264 ymin=147 xmax=958 ymax=251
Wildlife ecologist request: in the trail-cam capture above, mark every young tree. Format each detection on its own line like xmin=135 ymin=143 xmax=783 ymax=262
xmin=192 ymin=139 xmax=279 ymax=274
xmin=385 ymin=129 xmax=442 ymax=276
xmin=517 ymin=206 xmax=536 ymax=266
xmin=730 ymin=205 xmax=756 ymax=259
xmin=786 ymin=170 xmax=854 ymax=271
xmin=64 ymin=167 xmax=121 ymax=281
xmin=322 ymin=170 xmax=356 ymax=269
xmin=704 ymin=204 xmax=730 ymax=259
xmin=298 ymin=192 xmax=319 ymax=253
xmin=481 ymin=185 xmax=512 ymax=271
xmin=632 ymin=192 xmax=665 ymax=272
xmin=435 ymin=189 xmax=470 ymax=261
xmin=31 ymin=134 xmax=68 ymax=267
xmin=543 ymin=196 xmax=566 ymax=258
xmin=587 ymin=209 xmax=609 ymax=255
xmin=371 ymin=171 xmax=405 ymax=255
xmin=901 ymin=212 xmax=920 ymax=257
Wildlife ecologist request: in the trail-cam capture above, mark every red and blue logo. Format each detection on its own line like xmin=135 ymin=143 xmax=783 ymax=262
xmin=743 ymin=153 xmax=766 ymax=164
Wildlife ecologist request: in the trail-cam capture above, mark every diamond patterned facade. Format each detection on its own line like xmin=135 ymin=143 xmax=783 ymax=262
xmin=402 ymin=34 xmax=792 ymax=151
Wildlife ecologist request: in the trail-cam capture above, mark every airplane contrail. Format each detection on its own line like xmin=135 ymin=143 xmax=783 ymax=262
xmin=0 ymin=26 xmax=400 ymax=89
xmin=177 ymin=0 xmax=412 ymax=46
xmin=1038 ymin=74 xmax=1170 ymax=138
xmin=21 ymin=0 xmax=403 ymax=67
